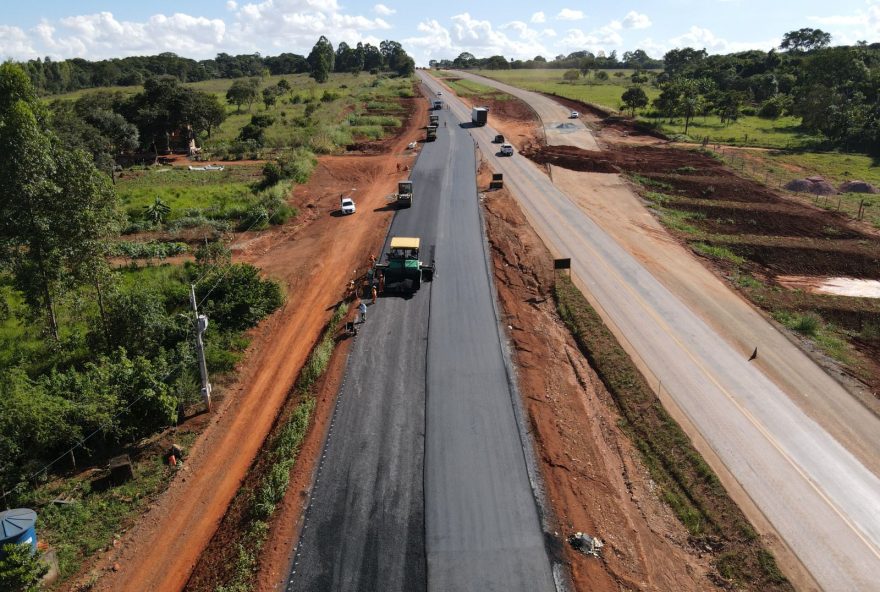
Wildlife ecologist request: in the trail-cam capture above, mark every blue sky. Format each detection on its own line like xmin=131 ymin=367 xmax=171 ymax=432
xmin=1 ymin=0 xmax=877 ymax=65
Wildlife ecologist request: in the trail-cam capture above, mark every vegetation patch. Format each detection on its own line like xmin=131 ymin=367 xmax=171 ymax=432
xmin=198 ymin=303 xmax=348 ymax=592
xmin=554 ymin=275 xmax=791 ymax=591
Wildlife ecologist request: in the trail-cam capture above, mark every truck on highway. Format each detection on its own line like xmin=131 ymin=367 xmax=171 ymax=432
xmin=394 ymin=180 xmax=413 ymax=208
xmin=432 ymin=99 xmax=442 ymax=110
xmin=426 ymin=125 xmax=438 ymax=141
xmin=429 ymin=113 xmax=439 ymax=126
xmin=471 ymin=107 xmax=488 ymax=127
xmin=375 ymin=237 xmax=435 ymax=293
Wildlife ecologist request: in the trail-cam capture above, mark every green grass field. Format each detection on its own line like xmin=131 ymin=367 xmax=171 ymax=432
xmin=52 ymin=73 xmax=414 ymax=153
xmin=471 ymin=69 xmax=822 ymax=149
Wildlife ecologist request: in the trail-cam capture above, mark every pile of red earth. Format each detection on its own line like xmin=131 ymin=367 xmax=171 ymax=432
xmin=839 ymin=180 xmax=878 ymax=194
xmin=784 ymin=176 xmax=837 ymax=195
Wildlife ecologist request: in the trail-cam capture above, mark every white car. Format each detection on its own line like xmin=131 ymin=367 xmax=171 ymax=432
xmin=340 ymin=197 xmax=356 ymax=215
xmin=436 ymin=90 xmax=442 ymax=96
xmin=570 ymin=110 xmax=579 ymax=118
xmin=500 ymin=143 xmax=514 ymax=156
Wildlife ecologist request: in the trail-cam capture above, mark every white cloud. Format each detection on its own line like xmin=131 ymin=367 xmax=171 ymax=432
xmin=373 ymin=4 xmax=396 ymax=16
xmin=666 ymin=26 xmax=777 ymax=54
xmin=622 ymin=11 xmax=652 ymax=30
xmin=531 ymin=11 xmax=546 ymax=24
xmin=556 ymin=8 xmax=585 ymax=21
xmin=0 ymin=25 xmax=36 ymax=59
xmin=0 ymin=3 xmax=394 ymax=61
xmin=405 ymin=12 xmax=549 ymax=64
xmin=809 ymin=1 xmax=880 ymax=39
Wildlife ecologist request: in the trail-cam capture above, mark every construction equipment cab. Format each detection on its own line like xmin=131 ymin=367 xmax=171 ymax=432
xmin=471 ymin=107 xmax=488 ymax=127
xmin=375 ymin=237 xmax=435 ymax=293
xmin=396 ymin=180 xmax=413 ymax=208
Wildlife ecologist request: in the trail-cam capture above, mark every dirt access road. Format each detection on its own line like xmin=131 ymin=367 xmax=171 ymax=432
xmin=422 ymin=71 xmax=880 ymax=591
xmin=451 ymin=70 xmax=600 ymax=151
xmin=86 ymin=100 xmax=428 ymax=592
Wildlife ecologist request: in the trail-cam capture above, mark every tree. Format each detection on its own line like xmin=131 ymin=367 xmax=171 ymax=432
xmin=563 ymin=69 xmax=580 ymax=82
xmin=186 ymin=91 xmax=226 ymax=138
xmin=663 ymin=47 xmax=708 ymax=77
xmin=0 ymin=64 xmax=119 ymax=339
xmin=308 ymin=36 xmax=335 ymax=82
xmin=262 ymin=85 xmax=281 ymax=108
xmin=780 ymin=28 xmax=831 ymax=53
xmin=226 ymin=78 xmax=259 ymax=112
xmin=578 ymin=55 xmax=596 ymax=78
xmin=595 ymin=70 xmax=609 ymax=81
xmin=621 ymin=86 xmax=648 ymax=116
xmin=0 ymin=543 xmax=48 ymax=592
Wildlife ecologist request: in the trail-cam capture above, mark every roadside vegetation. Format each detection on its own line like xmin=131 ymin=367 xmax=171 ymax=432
xmin=197 ymin=304 xmax=348 ymax=592
xmin=554 ymin=275 xmax=791 ymax=591
xmin=0 ymin=33 xmax=416 ymax=589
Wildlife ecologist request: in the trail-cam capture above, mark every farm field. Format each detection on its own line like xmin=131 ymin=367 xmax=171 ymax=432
xmin=472 ymin=69 xmax=824 ymax=149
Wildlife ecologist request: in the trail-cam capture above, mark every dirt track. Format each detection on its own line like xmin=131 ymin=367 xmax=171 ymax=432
xmin=84 ymin=98 xmax=427 ymax=592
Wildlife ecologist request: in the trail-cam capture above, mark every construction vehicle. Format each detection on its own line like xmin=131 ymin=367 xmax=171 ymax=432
xmin=432 ymin=99 xmax=443 ymax=110
xmin=394 ymin=180 xmax=413 ymax=208
xmin=426 ymin=125 xmax=438 ymax=141
xmin=429 ymin=113 xmax=439 ymax=126
xmin=375 ymin=237 xmax=435 ymax=293
xmin=471 ymin=107 xmax=488 ymax=126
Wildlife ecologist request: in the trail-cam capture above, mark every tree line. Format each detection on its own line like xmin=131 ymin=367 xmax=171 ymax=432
xmin=15 ymin=38 xmax=415 ymax=95
xmin=435 ymin=29 xmax=880 ymax=153
xmin=429 ymin=49 xmax=663 ymax=71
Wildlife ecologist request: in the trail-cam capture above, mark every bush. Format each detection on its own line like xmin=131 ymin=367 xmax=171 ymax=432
xmin=0 ymin=543 xmax=47 ymax=592
xmin=262 ymin=162 xmax=282 ymax=186
xmin=741 ymin=106 xmax=757 ymax=116
xmin=195 ymin=263 xmax=284 ymax=331
xmin=276 ymin=148 xmax=317 ymax=184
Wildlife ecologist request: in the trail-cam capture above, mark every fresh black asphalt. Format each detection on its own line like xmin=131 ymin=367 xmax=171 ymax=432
xmin=286 ymin=96 xmax=554 ymax=592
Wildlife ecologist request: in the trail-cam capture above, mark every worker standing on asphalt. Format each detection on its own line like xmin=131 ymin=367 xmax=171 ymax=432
xmin=359 ymin=301 xmax=367 ymax=323
xmin=371 ymin=285 xmax=377 ymax=304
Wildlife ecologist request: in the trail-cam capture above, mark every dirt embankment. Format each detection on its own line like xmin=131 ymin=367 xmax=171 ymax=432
xmin=434 ymin=77 xmax=542 ymax=150
xmin=479 ymin=171 xmax=719 ymax=591
xmin=79 ymin=97 xmax=427 ymax=592
xmin=524 ymin=125 xmax=880 ymax=396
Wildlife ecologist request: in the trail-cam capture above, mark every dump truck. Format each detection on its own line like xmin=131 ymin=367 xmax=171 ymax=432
xmin=429 ymin=113 xmax=439 ymax=126
xmin=375 ymin=237 xmax=435 ymax=293
xmin=395 ymin=180 xmax=413 ymax=208
xmin=471 ymin=107 xmax=488 ymax=126
xmin=426 ymin=125 xmax=438 ymax=141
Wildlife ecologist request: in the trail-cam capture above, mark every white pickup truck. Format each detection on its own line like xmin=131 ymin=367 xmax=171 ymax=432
xmin=340 ymin=197 xmax=356 ymax=215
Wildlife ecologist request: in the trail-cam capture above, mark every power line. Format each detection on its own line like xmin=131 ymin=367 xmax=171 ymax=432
xmin=5 ymin=208 xmax=276 ymax=498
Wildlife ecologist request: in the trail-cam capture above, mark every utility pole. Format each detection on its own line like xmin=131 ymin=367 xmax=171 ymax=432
xmin=190 ymin=284 xmax=212 ymax=412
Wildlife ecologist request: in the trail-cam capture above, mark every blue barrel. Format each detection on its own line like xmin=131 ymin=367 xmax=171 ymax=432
xmin=0 ymin=508 xmax=38 ymax=555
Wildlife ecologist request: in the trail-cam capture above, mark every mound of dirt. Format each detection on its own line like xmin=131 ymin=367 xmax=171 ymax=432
xmin=785 ymin=178 xmax=837 ymax=195
xmin=839 ymin=180 xmax=879 ymax=194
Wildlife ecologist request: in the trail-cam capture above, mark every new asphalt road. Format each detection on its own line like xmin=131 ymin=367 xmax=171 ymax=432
xmin=420 ymin=70 xmax=880 ymax=591
xmin=286 ymin=90 xmax=555 ymax=591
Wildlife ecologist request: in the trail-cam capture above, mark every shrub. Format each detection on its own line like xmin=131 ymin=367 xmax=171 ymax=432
xmin=195 ymin=263 xmax=284 ymax=331
xmin=277 ymin=148 xmax=317 ymax=184
xmin=0 ymin=543 xmax=48 ymax=592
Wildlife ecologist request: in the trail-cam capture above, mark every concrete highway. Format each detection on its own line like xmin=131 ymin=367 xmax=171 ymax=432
xmin=286 ymin=90 xmax=555 ymax=591
xmin=419 ymin=70 xmax=880 ymax=591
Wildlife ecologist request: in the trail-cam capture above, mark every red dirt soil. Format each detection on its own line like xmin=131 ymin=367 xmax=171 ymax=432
xmin=78 ymin=98 xmax=427 ymax=592
xmin=480 ymin=175 xmax=718 ymax=591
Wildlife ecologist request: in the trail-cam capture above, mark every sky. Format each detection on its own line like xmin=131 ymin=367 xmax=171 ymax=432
xmin=0 ymin=0 xmax=878 ymax=66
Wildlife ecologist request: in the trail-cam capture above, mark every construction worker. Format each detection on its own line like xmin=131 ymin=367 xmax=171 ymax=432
xmin=378 ymin=272 xmax=385 ymax=294
xmin=371 ymin=285 xmax=378 ymax=304
xmin=359 ymin=301 xmax=367 ymax=323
